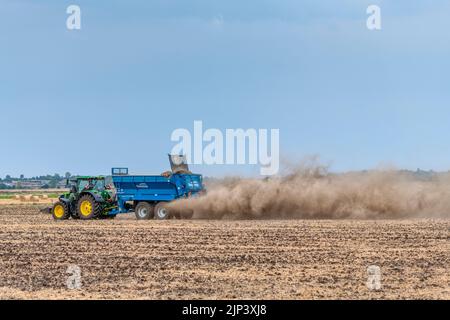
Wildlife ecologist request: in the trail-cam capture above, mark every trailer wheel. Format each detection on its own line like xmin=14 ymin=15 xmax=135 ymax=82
xmin=135 ymin=202 xmax=154 ymax=220
xmin=52 ymin=201 xmax=70 ymax=220
xmin=154 ymin=202 xmax=171 ymax=220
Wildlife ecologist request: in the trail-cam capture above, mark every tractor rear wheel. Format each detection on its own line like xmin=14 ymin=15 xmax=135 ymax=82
xmin=52 ymin=201 xmax=70 ymax=220
xmin=135 ymin=202 xmax=154 ymax=220
xmin=154 ymin=202 xmax=171 ymax=220
xmin=77 ymin=195 xmax=100 ymax=220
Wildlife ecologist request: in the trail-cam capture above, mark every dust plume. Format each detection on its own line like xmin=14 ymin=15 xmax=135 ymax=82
xmin=170 ymin=161 xmax=450 ymax=219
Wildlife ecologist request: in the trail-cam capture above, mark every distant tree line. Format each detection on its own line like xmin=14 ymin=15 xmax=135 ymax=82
xmin=0 ymin=172 xmax=71 ymax=189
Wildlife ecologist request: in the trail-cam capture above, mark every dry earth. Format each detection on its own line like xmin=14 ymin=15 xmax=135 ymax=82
xmin=0 ymin=199 xmax=56 ymax=205
xmin=0 ymin=205 xmax=448 ymax=299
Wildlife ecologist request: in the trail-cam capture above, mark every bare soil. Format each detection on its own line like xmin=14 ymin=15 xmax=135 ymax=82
xmin=0 ymin=205 xmax=448 ymax=300
xmin=0 ymin=199 xmax=56 ymax=205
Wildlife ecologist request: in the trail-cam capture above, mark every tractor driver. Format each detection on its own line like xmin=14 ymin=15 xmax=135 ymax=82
xmin=84 ymin=179 xmax=95 ymax=191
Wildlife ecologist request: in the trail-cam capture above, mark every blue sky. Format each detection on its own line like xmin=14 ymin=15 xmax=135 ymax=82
xmin=0 ymin=0 xmax=449 ymax=177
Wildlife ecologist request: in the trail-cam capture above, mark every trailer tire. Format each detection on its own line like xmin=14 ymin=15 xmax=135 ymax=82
xmin=135 ymin=202 xmax=154 ymax=220
xmin=154 ymin=202 xmax=171 ymax=220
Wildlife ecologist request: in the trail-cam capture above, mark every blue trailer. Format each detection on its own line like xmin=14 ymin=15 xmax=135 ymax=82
xmin=108 ymin=155 xmax=204 ymax=219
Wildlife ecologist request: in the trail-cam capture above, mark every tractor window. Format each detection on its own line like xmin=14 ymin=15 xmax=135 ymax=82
xmin=105 ymin=176 xmax=114 ymax=190
xmin=94 ymin=179 xmax=105 ymax=190
xmin=77 ymin=180 xmax=89 ymax=191
xmin=77 ymin=179 xmax=105 ymax=191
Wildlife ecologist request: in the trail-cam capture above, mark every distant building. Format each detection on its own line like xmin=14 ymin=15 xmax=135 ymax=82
xmin=0 ymin=182 xmax=14 ymax=188
xmin=57 ymin=180 xmax=67 ymax=189
xmin=14 ymin=180 xmax=46 ymax=189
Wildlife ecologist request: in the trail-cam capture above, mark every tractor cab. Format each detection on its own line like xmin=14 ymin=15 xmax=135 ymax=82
xmin=68 ymin=176 xmax=108 ymax=194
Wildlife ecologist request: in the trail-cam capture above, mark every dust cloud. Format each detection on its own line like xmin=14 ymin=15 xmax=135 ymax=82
xmin=170 ymin=161 xmax=450 ymax=219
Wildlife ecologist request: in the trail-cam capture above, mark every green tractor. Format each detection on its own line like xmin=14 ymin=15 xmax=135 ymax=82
xmin=51 ymin=176 xmax=117 ymax=220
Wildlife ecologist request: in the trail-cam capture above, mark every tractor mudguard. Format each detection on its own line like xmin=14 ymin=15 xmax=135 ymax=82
xmin=93 ymin=194 xmax=105 ymax=202
xmin=79 ymin=192 xmax=105 ymax=203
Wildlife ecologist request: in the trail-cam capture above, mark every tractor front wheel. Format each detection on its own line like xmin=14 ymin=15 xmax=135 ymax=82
xmin=77 ymin=195 xmax=100 ymax=220
xmin=52 ymin=201 xmax=70 ymax=220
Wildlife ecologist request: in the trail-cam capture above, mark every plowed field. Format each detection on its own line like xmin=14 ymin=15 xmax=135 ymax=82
xmin=0 ymin=205 xmax=448 ymax=299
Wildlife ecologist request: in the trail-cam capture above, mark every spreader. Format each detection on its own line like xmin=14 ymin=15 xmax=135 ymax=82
xmin=48 ymin=155 xmax=204 ymax=220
